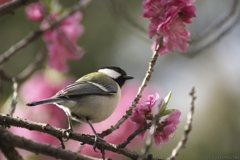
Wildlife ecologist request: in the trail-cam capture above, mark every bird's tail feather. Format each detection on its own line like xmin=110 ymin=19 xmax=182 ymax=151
xmin=26 ymin=98 xmax=63 ymax=106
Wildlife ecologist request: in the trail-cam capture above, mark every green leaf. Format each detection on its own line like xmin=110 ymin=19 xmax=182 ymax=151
xmin=160 ymin=109 xmax=175 ymax=117
xmin=159 ymin=91 xmax=172 ymax=114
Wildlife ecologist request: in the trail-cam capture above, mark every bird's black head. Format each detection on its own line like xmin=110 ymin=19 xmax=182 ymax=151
xmin=98 ymin=66 xmax=133 ymax=87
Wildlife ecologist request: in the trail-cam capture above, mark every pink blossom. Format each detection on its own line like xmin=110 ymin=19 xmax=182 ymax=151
xmin=41 ymin=12 xmax=84 ymax=71
xmin=180 ymin=4 xmax=196 ymax=23
xmin=156 ymin=16 xmax=190 ymax=54
xmin=129 ymin=93 xmax=159 ymax=139
xmin=153 ymin=109 xmax=181 ymax=148
xmin=65 ymin=82 xmax=156 ymax=160
xmin=142 ymin=0 xmax=196 ymax=55
xmin=25 ymin=3 xmax=43 ymax=22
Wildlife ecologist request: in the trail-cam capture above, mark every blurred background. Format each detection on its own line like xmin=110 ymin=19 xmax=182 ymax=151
xmin=0 ymin=0 xmax=240 ymax=159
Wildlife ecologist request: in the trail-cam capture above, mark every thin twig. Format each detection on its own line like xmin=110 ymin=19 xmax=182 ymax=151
xmin=139 ymin=100 xmax=163 ymax=160
xmin=8 ymin=78 xmax=18 ymax=116
xmin=0 ymin=68 xmax=12 ymax=81
xmin=0 ymin=0 xmax=38 ymax=16
xmin=0 ymin=114 xmax=160 ymax=160
xmin=0 ymin=47 xmax=45 ymax=82
xmin=57 ymin=136 xmax=66 ymax=149
xmin=118 ymin=122 xmax=152 ymax=148
xmin=100 ymin=37 xmax=163 ymax=138
xmin=16 ymin=46 xmax=45 ymax=81
xmin=167 ymin=87 xmax=196 ymax=160
xmin=0 ymin=0 xmax=91 ymax=65
xmin=100 ymin=147 xmax=105 ymax=160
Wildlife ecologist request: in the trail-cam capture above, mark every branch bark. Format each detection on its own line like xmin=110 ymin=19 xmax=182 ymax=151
xmin=0 ymin=128 xmax=24 ymax=160
xmin=0 ymin=127 xmax=100 ymax=160
xmin=167 ymin=87 xmax=196 ymax=160
xmin=0 ymin=114 xmax=161 ymax=160
xmin=0 ymin=0 xmax=38 ymax=16
xmin=100 ymin=37 xmax=162 ymax=138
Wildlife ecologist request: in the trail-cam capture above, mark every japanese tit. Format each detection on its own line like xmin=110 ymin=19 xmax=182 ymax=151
xmin=26 ymin=66 xmax=133 ymax=143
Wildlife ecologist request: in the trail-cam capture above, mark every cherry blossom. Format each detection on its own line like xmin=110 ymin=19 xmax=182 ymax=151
xmin=41 ymin=12 xmax=84 ymax=71
xmin=129 ymin=93 xmax=159 ymax=139
xmin=142 ymin=0 xmax=196 ymax=55
xmin=153 ymin=109 xmax=181 ymax=147
xmin=25 ymin=3 xmax=43 ymax=21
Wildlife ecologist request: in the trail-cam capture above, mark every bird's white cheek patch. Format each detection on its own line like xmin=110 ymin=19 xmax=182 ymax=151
xmin=98 ymin=68 xmax=121 ymax=79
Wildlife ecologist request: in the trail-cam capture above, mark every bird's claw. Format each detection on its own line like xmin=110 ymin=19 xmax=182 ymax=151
xmin=62 ymin=128 xmax=73 ymax=142
xmin=93 ymin=135 xmax=105 ymax=152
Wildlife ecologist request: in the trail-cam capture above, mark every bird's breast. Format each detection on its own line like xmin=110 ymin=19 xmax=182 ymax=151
xmin=58 ymin=89 xmax=121 ymax=123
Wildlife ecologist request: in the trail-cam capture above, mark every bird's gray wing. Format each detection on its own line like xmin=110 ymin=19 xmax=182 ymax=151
xmin=54 ymin=80 xmax=117 ymax=98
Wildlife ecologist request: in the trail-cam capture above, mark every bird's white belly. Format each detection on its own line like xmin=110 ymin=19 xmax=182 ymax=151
xmin=56 ymin=91 xmax=120 ymax=123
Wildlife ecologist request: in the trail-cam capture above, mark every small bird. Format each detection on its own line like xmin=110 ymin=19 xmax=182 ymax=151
xmin=26 ymin=66 xmax=133 ymax=149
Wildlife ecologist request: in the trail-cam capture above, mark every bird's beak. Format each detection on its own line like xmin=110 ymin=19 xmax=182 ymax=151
xmin=123 ymin=75 xmax=134 ymax=80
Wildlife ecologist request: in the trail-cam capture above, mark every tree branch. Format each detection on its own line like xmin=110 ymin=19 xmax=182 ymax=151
xmin=118 ymin=122 xmax=152 ymax=148
xmin=0 ymin=129 xmax=23 ymax=160
xmin=16 ymin=46 xmax=45 ymax=81
xmin=0 ymin=0 xmax=92 ymax=65
xmin=0 ymin=0 xmax=38 ymax=16
xmin=0 ymin=127 xmax=100 ymax=160
xmin=100 ymin=37 xmax=163 ymax=138
xmin=167 ymin=87 xmax=196 ymax=160
xmin=0 ymin=114 xmax=161 ymax=160
xmin=0 ymin=47 xmax=45 ymax=82
xmin=8 ymin=78 xmax=18 ymax=116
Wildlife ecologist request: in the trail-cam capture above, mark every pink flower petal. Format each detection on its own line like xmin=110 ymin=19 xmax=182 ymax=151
xmin=153 ymin=109 xmax=181 ymax=148
xmin=25 ymin=3 xmax=43 ymax=22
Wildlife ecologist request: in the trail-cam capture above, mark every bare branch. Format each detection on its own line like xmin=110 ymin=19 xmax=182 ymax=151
xmin=8 ymin=78 xmax=18 ymax=116
xmin=0 ymin=68 xmax=12 ymax=81
xmin=100 ymin=37 xmax=163 ymax=138
xmin=118 ymin=122 xmax=152 ymax=148
xmin=0 ymin=0 xmax=38 ymax=16
xmin=0 ymin=0 xmax=92 ymax=65
xmin=16 ymin=47 xmax=45 ymax=81
xmin=0 ymin=114 xmax=161 ymax=160
xmin=0 ymin=129 xmax=23 ymax=160
xmin=0 ymin=127 xmax=99 ymax=160
xmin=167 ymin=87 xmax=196 ymax=160
xmin=0 ymin=47 xmax=45 ymax=82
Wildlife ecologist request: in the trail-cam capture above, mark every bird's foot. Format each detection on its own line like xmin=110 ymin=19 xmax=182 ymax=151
xmin=62 ymin=128 xmax=73 ymax=142
xmin=93 ymin=134 xmax=105 ymax=152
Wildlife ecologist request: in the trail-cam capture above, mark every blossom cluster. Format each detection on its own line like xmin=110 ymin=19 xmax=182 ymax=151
xmin=129 ymin=93 xmax=181 ymax=148
xmin=142 ymin=0 xmax=196 ymax=55
xmin=25 ymin=2 xmax=84 ymax=71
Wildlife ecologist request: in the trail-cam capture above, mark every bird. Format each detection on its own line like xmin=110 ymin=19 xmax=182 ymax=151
xmin=26 ymin=66 xmax=133 ymax=150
